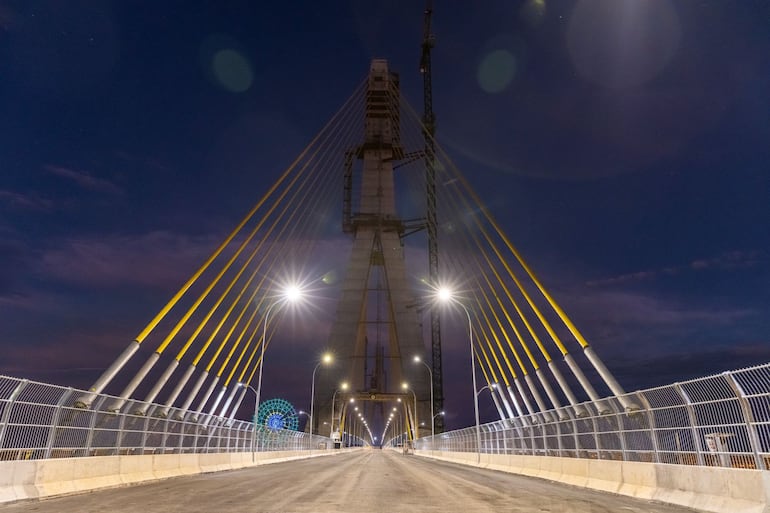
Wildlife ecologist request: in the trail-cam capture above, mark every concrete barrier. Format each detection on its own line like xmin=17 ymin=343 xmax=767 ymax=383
xmin=70 ymin=455 xmax=122 ymax=493
xmin=618 ymin=460 xmax=656 ymax=500
xmin=119 ymin=454 xmax=155 ymax=485
xmin=414 ymin=450 xmax=770 ymax=513
xmin=0 ymin=460 xmax=38 ymax=503
xmin=0 ymin=448 xmax=349 ymax=505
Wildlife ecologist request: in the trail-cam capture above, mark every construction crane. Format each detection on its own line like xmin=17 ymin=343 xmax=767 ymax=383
xmin=420 ymin=0 xmax=444 ymax=433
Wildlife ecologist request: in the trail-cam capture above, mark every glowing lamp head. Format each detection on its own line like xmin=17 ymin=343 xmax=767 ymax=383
xmin=437 ymin=287 xmax=453 ymax=302
xmin=285 ymin=285 xmax=302 ymax=302
xmin=321 ymin=353 xmax=333 ymax=364
xmin=341 ymin=382 xmax=349 ymax=391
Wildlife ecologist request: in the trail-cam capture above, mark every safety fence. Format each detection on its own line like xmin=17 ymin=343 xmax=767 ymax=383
xmin=0 ymin=375 xmax=330 ymax=461
xmin=415 ymin=363 xmax=770 ymax=470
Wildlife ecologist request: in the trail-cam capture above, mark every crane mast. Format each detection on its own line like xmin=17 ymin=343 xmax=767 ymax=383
xmin=420 ymin=0 xmax=444 ymax=433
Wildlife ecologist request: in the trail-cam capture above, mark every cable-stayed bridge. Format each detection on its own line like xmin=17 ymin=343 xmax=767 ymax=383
xmin=1 ymin=60 xmax=769 ymax=513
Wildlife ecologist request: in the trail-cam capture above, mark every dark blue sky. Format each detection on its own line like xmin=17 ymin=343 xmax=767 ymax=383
xmin=1 ymin=0 xmax=769 ymax=429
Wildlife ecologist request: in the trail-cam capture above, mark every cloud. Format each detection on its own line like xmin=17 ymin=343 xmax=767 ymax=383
xmin=0 ymin=189 xmax=53 ymax=211
xmin=36 ymin=231 xmax=218 ymax=290
xmin=587 ymin=250 xmax=765 ymax=287
xmin=607 ymin=343 xmax=770 ymax=391
xmin=571 ymin=289 xmax=754 ymax=327
xmin=0 ymin=324 xmax=130 ymax=389
xmin=44 ymin=164 xmax=123 ymax=195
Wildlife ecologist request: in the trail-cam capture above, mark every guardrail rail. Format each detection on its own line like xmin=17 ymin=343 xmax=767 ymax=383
xmin=413 ymin=363 xmax=770 ymax=470
xmin=0 ymin=376 xmax=329 ymax=461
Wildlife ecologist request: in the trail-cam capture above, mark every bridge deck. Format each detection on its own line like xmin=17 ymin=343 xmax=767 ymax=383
xmin=0 ymin=450 xmax=697 ymax=513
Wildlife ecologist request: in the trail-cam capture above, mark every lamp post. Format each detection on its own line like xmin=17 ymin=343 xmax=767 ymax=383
xmin=476 ymin=383 xmax=496 ymax=397
xmin=413 ymin=356 xmax=435 ymax=438
xmin=310 ymin=353 xmax=332 ymax=442
xmin=237 ymin=383 xmax=259 ymax=462
xmin=253 ymin=286 xmax=304 ymax=453
xmin=330 ymin=382 xmax=349 ymax=440
xmin=401 ymin=382 xmax=418 ymax=441
xmin=438 ymin=288 xmax=481 ymax=464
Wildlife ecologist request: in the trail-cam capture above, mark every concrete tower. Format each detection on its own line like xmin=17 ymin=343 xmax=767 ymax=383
xmin=315 ymin=60 xmax=430 ymax=442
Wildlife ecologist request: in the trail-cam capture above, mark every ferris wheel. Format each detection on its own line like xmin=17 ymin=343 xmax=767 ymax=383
xmin=256 ymin=398 xmax=299 ymax=431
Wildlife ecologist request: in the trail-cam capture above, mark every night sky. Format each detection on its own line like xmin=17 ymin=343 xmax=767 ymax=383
xmin=1 ymin=0 xmax=769 ymax=430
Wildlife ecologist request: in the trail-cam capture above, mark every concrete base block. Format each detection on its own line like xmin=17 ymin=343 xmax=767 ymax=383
xmin=586 ymin=459 xmax=622 ymax=494
xmin=152 ymin=453 xmax=181 ymax=479
xmin=178 ymin=453 xmax=201 ymax=475
xmin=71 ymin=455 xmax=122 ymax=492
xmin=0 ymin=460 xmax=38 ymax=504
xmin=119 ymin=454 xmax=155 ymax=485
xmin=618 ymin=461 xmax=656 ymax=500
xmin=34 ymin=458 xmax=76 ymax=497
xmin=486 ymin=453 xmax=510 ymax=472
xmin=560 ymin=457 xmax=589 ymax=488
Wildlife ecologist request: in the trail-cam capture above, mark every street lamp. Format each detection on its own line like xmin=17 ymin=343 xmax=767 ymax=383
xmin=401 ymin=382 xmax=418 ymax=441
xmin=236 ymin=382 xmax=259 ymax=462
xmin=253 ymin=285 xmax=305 ymax=453
xmin=476 ymin=383 xmax=497 ymax=398
xmin=330 ymin=382 xmax=349 ymax=439
xmin=438 ymin=287 xmax=482 ymax=464
xmin=413 ymin=356 xmax=435 ymax=438
xmin=309 ymin=352 xmax=333 ymax=441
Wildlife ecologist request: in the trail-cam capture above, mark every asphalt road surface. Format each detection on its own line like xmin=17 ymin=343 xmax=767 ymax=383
xmin=1 ymin=450 xmax=699 ymax=513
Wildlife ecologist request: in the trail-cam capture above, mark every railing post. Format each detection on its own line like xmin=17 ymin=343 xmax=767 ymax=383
xmin=115 ymin=405 xmax=128 ymax=454
xmin=589 ymin=413 xmax=602 ymax=460
xmin=636 ymin=392 xmax=660 ymax=463
xmin=555 ymin=415 xmax=563 ymax=457
xmin=44 ymin=388 xmax=73 ymax=459
xmin=570 ymin=413 xmax=582 ymax=458
xmin=724 ymin=371 xmax=765 ymax=470
xmin=84 ymin=396 xmax=106 ymax=456
xmin=192 ymin=419 xmax=201 ymax=453
xmin=529 ymin=417 xmax=536 ymax=455
xmin=0 ymin=379 xmax=29 ymax=452
xmin=160 ymin=413 xmax=170 ymax=453
xmin=615 ymin=406 xmax=627 ymax=461
xmin=673 ymin=382 xmax=705 ymax=466
xmin=140 ymin=410 xmax=152 ymax=454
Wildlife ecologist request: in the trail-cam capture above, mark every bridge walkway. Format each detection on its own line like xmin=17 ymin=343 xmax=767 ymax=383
xmin=0 ymin=450 xmax=698 ymax=513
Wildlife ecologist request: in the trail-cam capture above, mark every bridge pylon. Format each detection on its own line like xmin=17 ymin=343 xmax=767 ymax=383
xmin=314 ymin=60 xmax=431 ymax=440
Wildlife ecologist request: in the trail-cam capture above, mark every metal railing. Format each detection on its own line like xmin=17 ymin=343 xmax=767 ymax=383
xmin=416 ymin=363 xmax=770 ymax=470
xmin=0 ymin=375 xmax=331 ymax=461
